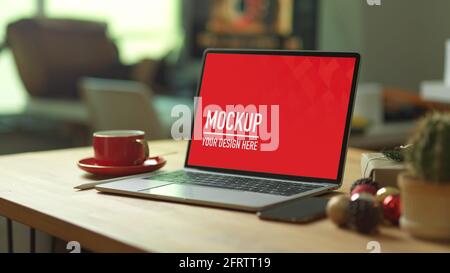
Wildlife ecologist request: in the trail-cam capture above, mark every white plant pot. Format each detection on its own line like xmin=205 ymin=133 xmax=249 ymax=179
xmin=398 ymin=173 xmax=450 ymax=241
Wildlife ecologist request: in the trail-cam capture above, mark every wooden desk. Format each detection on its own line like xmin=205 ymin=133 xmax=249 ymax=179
xmin=0 ymin=140 xmax=448 ymax=252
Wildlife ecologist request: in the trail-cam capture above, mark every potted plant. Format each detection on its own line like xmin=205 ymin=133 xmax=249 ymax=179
xmin=398 ymin=112 xmax=450 ymax=241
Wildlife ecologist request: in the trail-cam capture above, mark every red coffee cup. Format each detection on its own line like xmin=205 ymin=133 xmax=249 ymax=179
xmin=93 ymin=130 xmax=149 ymax=166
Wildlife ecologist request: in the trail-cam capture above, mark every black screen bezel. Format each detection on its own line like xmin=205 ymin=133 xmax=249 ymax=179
xmin=183 ymin=49 xmax=361 ymax=186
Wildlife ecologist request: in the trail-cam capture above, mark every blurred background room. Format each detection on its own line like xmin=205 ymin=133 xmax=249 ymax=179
xmin=2 ymin=0 xmax=450 ymax=253
xmin=1 ymin=0 xmax=450 ymax=155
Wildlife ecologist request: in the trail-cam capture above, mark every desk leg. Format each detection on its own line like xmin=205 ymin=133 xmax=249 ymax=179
xmin=6 ymin=218 xmax=13 ymax=253
xmin=30 ymin=228 xmax=36 ymax=253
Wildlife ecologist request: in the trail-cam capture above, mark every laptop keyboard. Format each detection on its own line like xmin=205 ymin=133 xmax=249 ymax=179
xmin=146 ymin=170 xmax=322 ymax=196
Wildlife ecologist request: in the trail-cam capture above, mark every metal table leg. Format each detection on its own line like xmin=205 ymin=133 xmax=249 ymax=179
xmin=30 ymin=228 xmax=36 ymax=253
xmin=6 ymin=218 xmax=13 ymax=253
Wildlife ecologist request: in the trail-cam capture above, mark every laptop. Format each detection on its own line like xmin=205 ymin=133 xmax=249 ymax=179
xmin=96 ymin=49 xmax=360 ymax=212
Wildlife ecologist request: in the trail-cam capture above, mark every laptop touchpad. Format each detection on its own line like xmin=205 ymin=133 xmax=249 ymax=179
xmin=141 ymin=184 xmax=283 ymax=207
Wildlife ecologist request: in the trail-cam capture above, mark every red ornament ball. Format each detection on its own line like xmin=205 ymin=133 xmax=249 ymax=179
xmin=350 ymin=178 xmax=380 ymax=194
xmin=382 ymin=195 xmax=401 ymax=225
xmin=351 ymin=184 xmax=378 ymax=196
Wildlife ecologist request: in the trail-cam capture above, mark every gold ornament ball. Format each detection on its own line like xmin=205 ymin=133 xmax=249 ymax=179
xmin=376 ymin=187 xmax=400 ymax=203
xmin=326 ymin=195 xmax=350 ymax=226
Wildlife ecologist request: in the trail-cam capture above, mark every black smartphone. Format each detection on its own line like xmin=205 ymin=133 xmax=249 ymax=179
xmin=257 ymin=197 xmax=328 ymax=223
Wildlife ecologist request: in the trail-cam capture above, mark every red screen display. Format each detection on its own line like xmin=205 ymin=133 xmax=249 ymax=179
xmin=187 ymin=53 xmax=357 ymax=180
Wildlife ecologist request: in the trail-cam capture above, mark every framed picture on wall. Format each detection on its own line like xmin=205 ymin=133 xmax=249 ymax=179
xmin=184 ymin=0 xmax=318 ymax=57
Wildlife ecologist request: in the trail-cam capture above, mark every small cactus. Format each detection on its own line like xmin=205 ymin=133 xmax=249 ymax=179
xmin=405 ymin=112 xmax=450 ymax=183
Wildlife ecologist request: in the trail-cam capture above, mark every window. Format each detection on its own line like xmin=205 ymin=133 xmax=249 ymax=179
xmin=0 ymin=1 xmax=34 ymax=113
xmin=47 ymin=0 xmax=183 ymax=63
xmin=0 ymin=0 xmax=182 ymax=114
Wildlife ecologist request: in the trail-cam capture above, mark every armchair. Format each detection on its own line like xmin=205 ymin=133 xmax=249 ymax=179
xmin=5 ymin=18 xmax=159 ymax=99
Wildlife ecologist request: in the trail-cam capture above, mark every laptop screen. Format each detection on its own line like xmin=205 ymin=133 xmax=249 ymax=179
xmin=186 ymin=51 xmax=358 ymax=183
